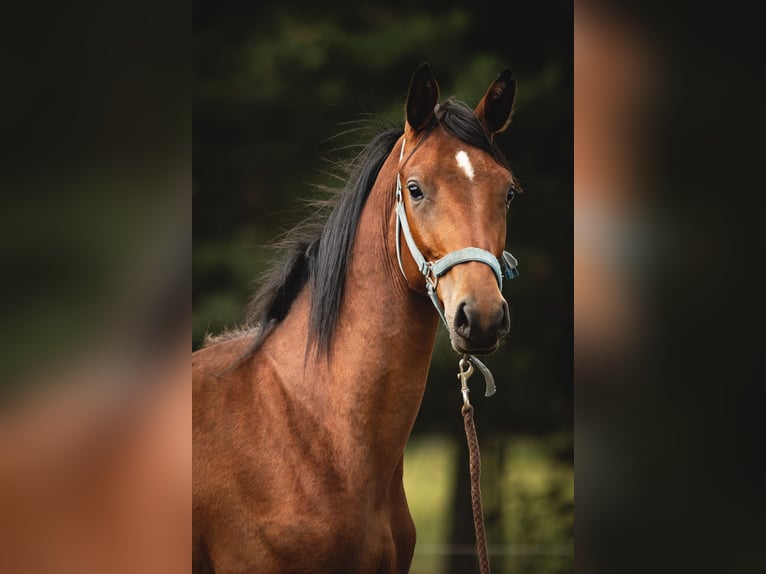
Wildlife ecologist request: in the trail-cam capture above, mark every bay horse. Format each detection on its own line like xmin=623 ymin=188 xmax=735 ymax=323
xmin=193 ymin=63 xmax=520 ymax=574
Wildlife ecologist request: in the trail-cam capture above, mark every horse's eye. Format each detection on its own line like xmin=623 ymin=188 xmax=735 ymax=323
xmin=505 ymin=186 xmax=517 ymax=206
xmin=407 ymin=182 xmax=424 ymax=200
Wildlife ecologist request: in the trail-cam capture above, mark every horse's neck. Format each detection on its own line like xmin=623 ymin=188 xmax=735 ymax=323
xmin=265 ymin=146 xmax=439 ymax=484
xmin=329 ymin=151 xmax=440 ymax=450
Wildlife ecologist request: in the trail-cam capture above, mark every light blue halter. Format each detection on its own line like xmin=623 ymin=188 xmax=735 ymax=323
xmin=393 ymin=138 xmax=519 ymax=397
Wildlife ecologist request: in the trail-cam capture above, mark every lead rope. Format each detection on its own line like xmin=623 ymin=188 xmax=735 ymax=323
xmin=458 ymin=357 xmax=491 ymax=574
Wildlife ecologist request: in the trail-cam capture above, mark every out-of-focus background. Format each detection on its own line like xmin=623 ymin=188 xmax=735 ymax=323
xmin=575 ymin=2 xmax=766 ymax=573
xmin=0 ymin=2 xmax=190 ymax=573
xmin=193 ymin=1 xmax=572 ymax=573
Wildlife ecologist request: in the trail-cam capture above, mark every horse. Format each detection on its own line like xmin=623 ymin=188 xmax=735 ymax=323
xmin=193 ymin=62 xmax=520 ymax=574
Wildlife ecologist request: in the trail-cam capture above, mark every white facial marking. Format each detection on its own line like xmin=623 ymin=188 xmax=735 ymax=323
xmin=455 ymin=150 xmax=475 ymax=181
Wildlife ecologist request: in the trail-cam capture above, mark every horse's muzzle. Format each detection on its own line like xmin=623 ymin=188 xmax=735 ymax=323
xmin=450 ymin=297 xmax=510 ymax=354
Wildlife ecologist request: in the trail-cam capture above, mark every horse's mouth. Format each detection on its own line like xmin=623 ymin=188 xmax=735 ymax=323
xmin=450 ymin=336 xmax=501 ymax=356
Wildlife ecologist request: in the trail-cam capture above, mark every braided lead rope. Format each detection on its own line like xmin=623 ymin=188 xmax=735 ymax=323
xmin=458 ymin=358 xmax=491 ymax=574
xmin=462 ymin=403 xmax=491 ymax=574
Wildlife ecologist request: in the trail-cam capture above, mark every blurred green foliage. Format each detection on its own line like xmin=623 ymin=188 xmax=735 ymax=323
xmin=404 ymin=434 xmax=573 ymax=574
xmin=194 ymin=1 xmax=571 ymax=571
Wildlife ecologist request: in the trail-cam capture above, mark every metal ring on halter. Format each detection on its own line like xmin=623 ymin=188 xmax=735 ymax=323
xmin=459 ymin=357 xmax=474 ymax=378
xmin=425 ymin=264 xmax=438 ymax=290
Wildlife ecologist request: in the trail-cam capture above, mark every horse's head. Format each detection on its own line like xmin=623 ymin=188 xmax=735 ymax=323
xmin=396 ymin=63 xmax=519 ymax=355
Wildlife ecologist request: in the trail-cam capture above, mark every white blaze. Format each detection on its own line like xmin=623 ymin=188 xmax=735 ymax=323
xmin=455 ymin=150 xmax=475 ymax=181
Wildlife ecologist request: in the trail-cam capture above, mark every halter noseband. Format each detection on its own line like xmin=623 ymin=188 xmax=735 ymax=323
xmin=394 ymin=137 xmax=519 ymax=330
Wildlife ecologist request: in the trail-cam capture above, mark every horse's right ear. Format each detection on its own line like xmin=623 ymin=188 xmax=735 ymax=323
xmin=405 ymin=63 xmax=440 ymax=133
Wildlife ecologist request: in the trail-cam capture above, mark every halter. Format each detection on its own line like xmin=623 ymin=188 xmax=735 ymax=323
xmin=394 ymin=136 xmax=519 ymax=396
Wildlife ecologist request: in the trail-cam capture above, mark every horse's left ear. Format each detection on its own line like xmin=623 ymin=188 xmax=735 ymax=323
xmin=406 ymin=62 xmax=440 ymax=133
xmin=475 ymin=68 xmax=516 ymax=136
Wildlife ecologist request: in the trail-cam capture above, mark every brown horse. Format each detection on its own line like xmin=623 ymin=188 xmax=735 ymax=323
xmin=193 ymin=63 xmax=520 ymax=574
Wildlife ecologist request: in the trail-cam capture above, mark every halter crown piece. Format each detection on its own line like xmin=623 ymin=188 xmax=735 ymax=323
xmin=394 ymin=137 xmax=519 ymax=398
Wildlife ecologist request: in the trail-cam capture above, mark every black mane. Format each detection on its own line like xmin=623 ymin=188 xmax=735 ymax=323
xmin=241 ymin=99 xmax=510 ymax=357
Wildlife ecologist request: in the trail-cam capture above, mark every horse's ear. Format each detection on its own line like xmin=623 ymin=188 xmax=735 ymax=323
xmin=475 ymin=68 xmax=516 ymax=136
xmin=406 ymin=63 xmax=440 ymax=133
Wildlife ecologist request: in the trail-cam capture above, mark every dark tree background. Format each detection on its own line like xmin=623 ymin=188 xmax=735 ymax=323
xmin=194 ymin=1 xmax=572 ymax=572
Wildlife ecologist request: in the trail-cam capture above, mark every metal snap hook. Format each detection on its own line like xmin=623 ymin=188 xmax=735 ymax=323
xmin=458 ymin=356 xmax=474 ymax=406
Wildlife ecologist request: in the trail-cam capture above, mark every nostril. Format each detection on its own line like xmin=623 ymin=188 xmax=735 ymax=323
xmin=454 ymin=301 xmax=471 ymax=340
